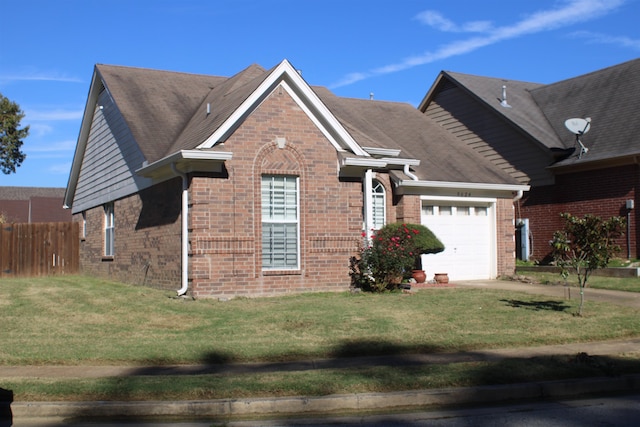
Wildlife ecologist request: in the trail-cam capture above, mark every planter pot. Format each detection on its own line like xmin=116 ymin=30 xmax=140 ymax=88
xmin=434 ymin=273 xmax=449 ymax=284
xmin=411 ymin=269 xmax=427 ymax=284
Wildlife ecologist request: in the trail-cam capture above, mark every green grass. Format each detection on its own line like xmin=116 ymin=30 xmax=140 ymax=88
xmin=515 ymin=271 xmax=640 ymax=293
xmin=5 ymin=354 xmax=640 ymax=402
xmin=2 ymin=275 xmax=640 ymax=401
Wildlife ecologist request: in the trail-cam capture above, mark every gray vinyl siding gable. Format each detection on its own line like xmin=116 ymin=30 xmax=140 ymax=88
xmin=72 ymin=89 xmax=152 ymax=213
xmin=425 ymin=86 xmax=555 ymax=186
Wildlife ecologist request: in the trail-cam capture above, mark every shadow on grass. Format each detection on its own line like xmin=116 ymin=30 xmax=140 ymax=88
xmin=500 ymin=298 xmax=571 ymax=311
xmin=49 ymin=338 xmax=640 ymax=425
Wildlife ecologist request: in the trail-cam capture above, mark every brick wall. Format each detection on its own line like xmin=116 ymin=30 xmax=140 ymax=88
xmin=188 ymin=85 xmax=368 ymax=298
xmin=521 ymin=164 xmax=638 ymax=262
xmin=75 ymin=178 xmax=182 ymax=289
xmin=496 ymin=198 xmax=517 ymax=277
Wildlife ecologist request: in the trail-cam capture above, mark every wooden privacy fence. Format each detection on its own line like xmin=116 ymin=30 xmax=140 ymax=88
xmin=0 ymin=222 xmax=79 ymax=277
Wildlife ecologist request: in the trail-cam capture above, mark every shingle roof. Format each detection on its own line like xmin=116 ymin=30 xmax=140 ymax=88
xmin=0 ymin=186 xmax=66 ymax=200
xmin=315 ymin=88 xmax=520 ymax=184
xmin=169 ymin=64 xmax=269 ymax=153
xmin=96 ymin=64 xmax=226 ymax=164
xmin=95 ymin=62 xmax=521 ymax=186
xmin=530 ymin=58 xmax=640 ymax=166
xmin=442 ymin=72 xmax=562 ymax=150
xmin=439 ymin=58 xmax=640 ymax=167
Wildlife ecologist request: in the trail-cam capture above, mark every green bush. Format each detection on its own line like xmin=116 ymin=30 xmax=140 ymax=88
xmin=350 ymin=223 xmax=444 ymax=292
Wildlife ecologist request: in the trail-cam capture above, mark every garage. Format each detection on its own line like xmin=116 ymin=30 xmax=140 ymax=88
xmin=420 ymin=198 xmax=496 ymax=281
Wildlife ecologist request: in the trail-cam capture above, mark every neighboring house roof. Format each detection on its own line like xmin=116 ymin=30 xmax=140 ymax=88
xmin=65 ymin=60 xmax=527 ymax=209
xmin=530 ymin=58 xmax=640 ymax=168
xmin=0 ymin=187 xmax=71 ymax=223
xmin=420 ymin=58 xmax=640 ymax=171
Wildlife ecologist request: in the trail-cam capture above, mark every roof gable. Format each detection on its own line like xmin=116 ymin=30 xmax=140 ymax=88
xmin=423 ymin=71 xmax=562 ymax=151
xmin=196 ymin=59 xmax=368 ymax=156
xmin=420 ymin=58 xmax=640 ymax=170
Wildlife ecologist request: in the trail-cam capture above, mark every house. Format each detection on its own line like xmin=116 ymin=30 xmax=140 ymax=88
xmin=0 ymin=187 xmax=71 ymax=223
xmin=419 ymin=58 xmax=640 ymax=263
xmin=64 ymin=60 xmax=528 ymax=298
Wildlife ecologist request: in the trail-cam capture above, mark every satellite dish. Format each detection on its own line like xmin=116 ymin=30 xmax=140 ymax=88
xmin=564 ymin=117 xmax=591 ymax=135
xmin=564 ymin=117 xmax=591 ymax=158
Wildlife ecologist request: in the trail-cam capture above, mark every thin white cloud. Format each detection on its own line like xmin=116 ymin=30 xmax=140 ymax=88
xmin=331 ymin=0 xmax=626 ymax=88
xmin=0 ymin=72 xmax=83 ymax=85
xmin=29 ymin=140 xmax=76 ymax=153
xmin=26 ymin=109 xmax=84 ymax=121
xmin=571 ymin=30 xmax=640 ymax=49
xmin=414 ymin=11 xmax=493 ymax=33
xmin=47 ymin=162 xmax=72 ymax=174
xmin=29 ymin=123 xmax=54 ymax=137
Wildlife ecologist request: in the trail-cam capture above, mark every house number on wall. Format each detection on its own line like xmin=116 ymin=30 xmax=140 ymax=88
xmin=456 ymin=192 xmax=472 ymax=197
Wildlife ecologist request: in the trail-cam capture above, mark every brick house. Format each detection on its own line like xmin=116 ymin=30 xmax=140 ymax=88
xmin=0 ymin=187 xmax=71 ymax=223
xmin=419 ymin=58 xmax=640 ymax=263
xmin=64 ymin=60 xmax=528 ymax=298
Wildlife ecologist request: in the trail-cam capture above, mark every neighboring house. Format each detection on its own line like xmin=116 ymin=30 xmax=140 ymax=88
xmin=64 ymin=60 xmax=528 ymax=298
xmin=0 ymin=187 xmax=71 ymax=223
xmin=419 ymin=58 xmax=640 ymax=263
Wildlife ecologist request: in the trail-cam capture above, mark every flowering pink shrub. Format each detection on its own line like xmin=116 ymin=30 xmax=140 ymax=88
xmin=350 ymin=223 xmax=444 ymax=292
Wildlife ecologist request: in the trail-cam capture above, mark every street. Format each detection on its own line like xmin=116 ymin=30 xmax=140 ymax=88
xmin=17 ymin=393 xmax=640 ymax=426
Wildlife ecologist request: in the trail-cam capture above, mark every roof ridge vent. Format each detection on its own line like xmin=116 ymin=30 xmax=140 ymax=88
xmin=500 ymin=85 xmax=511 ymax=108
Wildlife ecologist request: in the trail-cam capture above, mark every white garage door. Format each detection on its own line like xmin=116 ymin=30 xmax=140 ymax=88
xmin=420 ymin=199 xmax=495 ymax=281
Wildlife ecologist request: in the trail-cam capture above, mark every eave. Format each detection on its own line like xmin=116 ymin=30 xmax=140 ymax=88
xmin=393 ymin=177 xmax=530 ymax=198
xmin=136 ymin=150 xmax=233 ymax=180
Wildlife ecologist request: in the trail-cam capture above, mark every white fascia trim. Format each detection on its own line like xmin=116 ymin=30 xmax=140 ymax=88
xmin=197 ymin=59 xmax=368 ymax=156
xmin=420 ymin=195 xmax=497 ymax=203
xmin=363 ymin=147 xmax=401 ymax=157
xmin=136 ymin=150 xmax=233 ymax=176
xmin=397 ymin=179 xmax=530 ymax=192
xmin=341 ymin=157 xmax=388 ymax=168
xmin=382 ymin=157 xmax=421 ymax=166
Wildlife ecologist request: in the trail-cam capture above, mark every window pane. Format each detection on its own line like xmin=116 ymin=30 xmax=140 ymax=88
xmin=371 ymin=180 xmax=385 ymax=230
xmin=439 ymin=206 xmax=452 ymax=216
xmin=262 ymin=175 xmax=299 ymax=269
xmin=262 ymin=223 xmax=298 ymax=268
xmin=457 ymin=206 xmax=470 ymax=216
xmin=422 ymin=205 xmax=434 ymax=216
xmin=475 ymin=206 xmax=488 ymax=216
xmin=104 ymin=203 xmax=114 ymax=257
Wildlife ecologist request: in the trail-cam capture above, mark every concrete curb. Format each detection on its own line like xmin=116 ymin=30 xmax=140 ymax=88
xmin=12 ymin=374 xmax=640 ymax=420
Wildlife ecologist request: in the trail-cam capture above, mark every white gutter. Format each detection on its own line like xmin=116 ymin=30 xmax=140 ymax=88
xmin=171 ymin=163 xmax=190 ymax=296
xmin=137 ymin=149 xmax=233 ymax=177
xmin=513 ymin=189 xmax=524 ymax=202
xmin=395 ymin=179 xmax=530 ymax=192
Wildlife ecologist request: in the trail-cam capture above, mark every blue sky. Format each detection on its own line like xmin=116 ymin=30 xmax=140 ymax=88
xmin=1 ymin=0 xmax=638 ymax=188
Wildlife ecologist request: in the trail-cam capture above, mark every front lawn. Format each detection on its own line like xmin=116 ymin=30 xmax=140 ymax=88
xmin=2 ymin=275 xmax=640 ymax=401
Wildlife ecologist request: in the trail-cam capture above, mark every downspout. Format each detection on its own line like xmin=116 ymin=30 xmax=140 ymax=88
xmin=363 ymin=169 xmax=374 ymax=238
xmin=171 ymin=163 xmax=189 ymax=296
xmin=403 ymin=164 xmax=418 ymax=181
xmin=513 ymin=190 xmax=523 ymax=202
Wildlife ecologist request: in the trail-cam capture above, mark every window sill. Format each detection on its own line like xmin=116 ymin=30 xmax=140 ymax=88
xmin=262 ymin=269 xmax=301 ymax=276
xmin=101 ymin=256 xmax=114 ymax=262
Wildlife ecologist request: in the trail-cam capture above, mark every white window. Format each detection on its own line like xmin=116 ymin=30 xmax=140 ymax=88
xmin=81 ymin=211 xmax=87 ymax=239
xmin=439 ymin=206 xmax=452 ymax=216
xmin=371 ymin=180 xmax=386 ymax=230
xmin=104 ymin=203 xmax=114 ymax=257
xmin=262 ymin=175 xmax=299 ymax=269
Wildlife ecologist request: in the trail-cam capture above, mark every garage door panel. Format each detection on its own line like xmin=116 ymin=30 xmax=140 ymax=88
xmin=421 ymin=201 xmax=493 ymax=281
